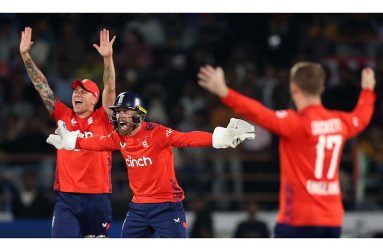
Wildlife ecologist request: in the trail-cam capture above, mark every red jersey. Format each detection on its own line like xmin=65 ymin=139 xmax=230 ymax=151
xmin=222 ymin=89 xmax=375 ymax=227
xmin=76 ymin=121 xmax=212 ymax=203
xmin=51 ymin=100 xmax=113 ymax=193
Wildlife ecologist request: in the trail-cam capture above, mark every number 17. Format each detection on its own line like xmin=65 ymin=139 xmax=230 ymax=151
xmin=314 ymin=134 xmax=343 ymax=180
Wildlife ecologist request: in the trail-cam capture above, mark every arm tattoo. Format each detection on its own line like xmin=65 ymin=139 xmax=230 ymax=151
xmin=103 ymin=65 xmax=111 ymax=87
xmin=24 ymin=57 xmax=55 ymax=114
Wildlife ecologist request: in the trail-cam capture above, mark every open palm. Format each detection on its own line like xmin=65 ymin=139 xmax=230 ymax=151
xmin=20 ymin=27 xmax=34 ymax=54
xmin=93 ymin=29 xmax=116 ymax=58
xmin=197 ymin=65 xmax=228 ymax=98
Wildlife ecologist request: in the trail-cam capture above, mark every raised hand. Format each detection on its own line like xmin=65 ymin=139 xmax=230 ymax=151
xmin=361 ymin=67 xmax=376 ymax=91
xmin=20 ymin=27 xmax=34 ymax=54
xmin=93 ymin=29 xmax=116 ymax=58
xmin=197 ymin=65 xmax=229 ymax=98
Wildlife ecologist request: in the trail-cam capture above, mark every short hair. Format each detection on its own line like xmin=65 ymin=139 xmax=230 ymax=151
xmin=290 ymin=62 xmax=325 ymax=95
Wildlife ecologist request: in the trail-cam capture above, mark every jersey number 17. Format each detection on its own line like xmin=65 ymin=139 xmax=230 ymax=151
xmin=314 ymin=134 xmax=343 ymax=180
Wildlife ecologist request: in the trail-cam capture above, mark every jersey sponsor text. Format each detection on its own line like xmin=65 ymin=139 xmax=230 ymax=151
xmin=125 ymin=155 xmax=153 ymax=168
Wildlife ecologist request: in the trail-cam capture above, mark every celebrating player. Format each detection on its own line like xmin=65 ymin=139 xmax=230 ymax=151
xmin=197 ymin=63 xmax=376 ymax=237
xmin=47 ymin=91 xmax=256 ymax=238
xmin=20 ymin=27 xmax=116 ymax=237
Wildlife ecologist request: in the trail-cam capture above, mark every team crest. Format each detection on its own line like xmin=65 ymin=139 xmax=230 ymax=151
xmin=166 ymin=129 xmax=173 ymax=137
xmin=71 ymin=118 xmax=77 ymax=125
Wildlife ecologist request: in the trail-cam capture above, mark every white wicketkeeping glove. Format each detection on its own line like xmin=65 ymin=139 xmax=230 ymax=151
xmin=212 ymin=118 xmax=256 ymax=149
xmin=55 ymin=120 xmax=80 ymax=150
xmin=46 ymin=134 xmax=63 ymax=149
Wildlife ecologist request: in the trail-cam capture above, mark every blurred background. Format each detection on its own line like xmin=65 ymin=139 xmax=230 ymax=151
xmin=1 ymin=13 xmax=383 ymax=237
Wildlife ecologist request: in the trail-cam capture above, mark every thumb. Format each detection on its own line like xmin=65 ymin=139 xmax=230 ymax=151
xmin=57 ymin=120 xmax=67 ymax=136
xmin=227 ymin=118 xmax=237 ymax=129
xmin=216 ymin=67 xmax=225 ymax=76
xmin=93 ymin=44 xmax=100 ymax=51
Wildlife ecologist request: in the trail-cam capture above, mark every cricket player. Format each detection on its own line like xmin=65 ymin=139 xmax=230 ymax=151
xmin=47 ymin=91 xmax=256 ymax=237
xmin=20 ymin=27 xmax=116 ymax=237
xmin=197 ymin=63 xmax=376 ymax=237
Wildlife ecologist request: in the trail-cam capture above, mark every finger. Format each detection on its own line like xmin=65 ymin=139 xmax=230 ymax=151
xmin=93 ymin=44 xmax=100 ymax=51
xmin=217 ymin=67 xmax=225 ymax=76
xmin=104 ymin=29 xmax=108 ymax=42
xmin=200 ymin=65 xmax=215 ymax=76
xmin=24 ymin=28 xmax=29 ymax=41
xmin=102 ymin=29 xmax=106 ymax=43
xmin=199 ymin=66 xmax=210 ymax=75
xmin=198 ymin=80 xmax=209 ymax=88
xmin=198 ymin=69 xmax=211 ymax=80
xmin=205 ymin=65 xmax=215 ymax=74
xmin=197 ymin=72 xmax=210 ymax=82
xmin=110 ymin=35 xmax=116 ymax=45
xmin=26 ymin=27 xmax=32 ymax=41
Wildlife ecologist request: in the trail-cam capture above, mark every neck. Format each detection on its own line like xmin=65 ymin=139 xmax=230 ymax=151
xmin=295 ymin=95 xmax=322 ymax=111
xmin=76 ymin=110 xmax=93 ymax=118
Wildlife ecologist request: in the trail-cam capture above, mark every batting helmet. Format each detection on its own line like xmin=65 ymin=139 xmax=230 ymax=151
xmin=109 ymin=92 xmax=148 ymax=129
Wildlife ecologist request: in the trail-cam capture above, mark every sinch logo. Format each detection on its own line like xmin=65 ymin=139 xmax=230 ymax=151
xmin=125 ymin=155 xmax=153 ymax=167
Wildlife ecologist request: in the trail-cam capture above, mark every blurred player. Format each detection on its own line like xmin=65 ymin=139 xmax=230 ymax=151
xmin=20 ymin=27 xmax=116 ymax=237
xmin=47 ymin=91 xmax=256 ymax=238
xmin=197 ymin=63 xmax=376 ymax=237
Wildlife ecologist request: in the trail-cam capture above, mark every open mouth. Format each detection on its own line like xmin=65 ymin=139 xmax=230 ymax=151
xmin=118 ymin=121 xmax=129 ymax=131
xmin=74 ymin=100 xmax=83 ymax=105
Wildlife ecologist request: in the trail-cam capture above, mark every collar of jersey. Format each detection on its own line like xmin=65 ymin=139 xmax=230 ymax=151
xmin=300 ymin=104 xmax=324 ymax=113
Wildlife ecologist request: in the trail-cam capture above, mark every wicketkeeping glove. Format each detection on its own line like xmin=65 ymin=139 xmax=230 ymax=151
xmin=212 ymin=118 xmax=255 ymax=149
xmin=55 ymin=120 xmax=80 ymax=150
xmin=46 ymin=133 xmax=63 ymax=149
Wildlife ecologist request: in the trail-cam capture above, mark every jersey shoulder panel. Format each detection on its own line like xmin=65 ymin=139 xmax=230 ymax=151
xmin=52 ymin=100 xmax=72 ymax=121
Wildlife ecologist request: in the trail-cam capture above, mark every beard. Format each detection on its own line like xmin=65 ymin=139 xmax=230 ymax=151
xmin=117 ymin=119 xmax=137 ymax=135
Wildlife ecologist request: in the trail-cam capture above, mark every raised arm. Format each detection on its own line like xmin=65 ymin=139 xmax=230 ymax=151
xmin=20 ymin=27 xmax=55 ymax=114
xmin=156 ymin=119 xmax=255 ymax=149
xmin=342 ymin=67 xmax=376 ymax=139
xmin=93 ymin=29 xmax=116 ymax=114
xmin=198 ymin=65 xmax=299 ymax=138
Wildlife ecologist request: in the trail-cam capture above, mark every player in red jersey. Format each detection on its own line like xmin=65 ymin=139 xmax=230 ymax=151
xmin=47 ymin=91 xmax=256 ymax=237
xmin=20 ymin=27 xmax=116 ymax=237
xmin=197 ymin=63 xmax=376 ymax=237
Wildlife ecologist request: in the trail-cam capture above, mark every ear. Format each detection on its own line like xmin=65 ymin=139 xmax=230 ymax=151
xmin=319 ymin=83 xmax=325 ymax=95
xmin=91 ymin=95 xmax=97 ymax=106
xmin=290 ymin=82 xmax=300 ymax=96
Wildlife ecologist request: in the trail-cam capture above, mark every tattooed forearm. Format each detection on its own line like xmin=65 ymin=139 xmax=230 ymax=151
xmin=23 ymin=57 xmax=55 ymax=114
xmin=102 ymin=57 xmax=116 ymax=112
xmin=103 ymin=65 xmax=112 ymax=88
